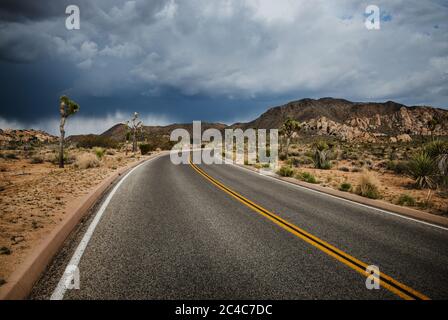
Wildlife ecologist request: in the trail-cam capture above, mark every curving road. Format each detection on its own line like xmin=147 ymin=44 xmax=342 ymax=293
xmin=32 ymin=152 xmax=448 ymax=299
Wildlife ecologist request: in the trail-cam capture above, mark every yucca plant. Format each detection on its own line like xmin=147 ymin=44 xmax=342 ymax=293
xmin=408 ymin=152 xmax=437 ymax=189
xmin=424 ymin=140 xmax=448 ymax=187
xmin=59 ymin=95 xmax=79 ymax=168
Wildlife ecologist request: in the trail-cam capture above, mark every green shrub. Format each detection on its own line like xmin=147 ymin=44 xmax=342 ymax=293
xmin=94 ymin=147 xmax=105 ymax=159
xmin=277 ymin=165 xmax=294 ymax=177
xmin=314 ymin=140 xmax=329 ymax=151
xmin=279 ymin=153 xmax=287 ymax=161
xmin=288 ymin=150 xmax=300 ymax=157
xmin=51 ymin=152 xmax=75 ymax=165
xmin=287 ymin=157 xmax=300 ymax=167
xmin=386 ymin=160 xmax=408 ymax=174
xmin=2 ymin=153 xmax=18 ymax=160
xmin=139 ymin=143 xmax=153 ymax=155
xmin=424 ymin=140 xmax=448 ymax=158
xmin=76 ymin=136 xmax=118 ymax=149
xmin=397 ymin=194 xmax=416 ymax=206
xmin=339 ymin=182 xmax=352 ymax=192
xmin=296 ymin=171 xmax=317 ymax=184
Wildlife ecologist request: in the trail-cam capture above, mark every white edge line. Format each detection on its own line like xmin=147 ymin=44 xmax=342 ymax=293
xmin=50 ymin=155 xmax=162 ymax=300
xmin=213 ymin=155 xmax=448 ymax=232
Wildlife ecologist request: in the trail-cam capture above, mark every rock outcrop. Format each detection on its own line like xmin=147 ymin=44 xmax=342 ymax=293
xmin=233 ymin=98 xmax=448 ymax=142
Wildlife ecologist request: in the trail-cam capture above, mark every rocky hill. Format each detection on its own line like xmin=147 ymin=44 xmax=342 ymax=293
xmin=232 ymin=98 xmax=448 ymax=142
xmin=0 ymin=129 xmax=58 ymax=147
xmin=3 ymin=98 xmax=447 ymax=146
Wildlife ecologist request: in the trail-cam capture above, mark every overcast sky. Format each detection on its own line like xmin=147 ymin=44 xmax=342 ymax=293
xmin=0 ymin=0 xmax=447 ymax=135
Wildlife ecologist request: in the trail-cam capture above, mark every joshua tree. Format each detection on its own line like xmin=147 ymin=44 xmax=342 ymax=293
xmin=127 ymin=112 xmax=143 ymax=153
xmin=279 ymin=118 xmax=301 ymax=158
xmin=313 ymin=140 xmax=332 ymax=169
xmin=58 ymin=95 xmax=79 ymax=168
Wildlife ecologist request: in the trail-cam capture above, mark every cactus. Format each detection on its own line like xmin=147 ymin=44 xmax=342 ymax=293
xmin=58 ymin=95 xmax=79 ymax=168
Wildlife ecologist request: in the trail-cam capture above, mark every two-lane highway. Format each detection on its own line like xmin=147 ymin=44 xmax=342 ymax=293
xmin=33 ymin=152 xmax=448 ymax=299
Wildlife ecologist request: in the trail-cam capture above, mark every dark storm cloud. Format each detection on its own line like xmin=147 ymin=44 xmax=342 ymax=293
xmin=0 ymin=0 xmax=447 ymax=135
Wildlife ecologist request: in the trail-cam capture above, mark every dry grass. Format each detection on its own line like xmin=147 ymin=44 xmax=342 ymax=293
xmin=356 ymin=171 xmax=381 ymax=199
xmin=74 ymin=153 xmax=100 ymax=169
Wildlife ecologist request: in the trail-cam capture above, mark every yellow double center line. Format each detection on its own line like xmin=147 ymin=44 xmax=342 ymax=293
xmin=189 ymin=159 xmax=429 ymax=300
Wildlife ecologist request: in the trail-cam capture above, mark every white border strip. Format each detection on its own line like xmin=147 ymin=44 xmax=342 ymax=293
xmin=50 ymin=155 xmax=162 ymax=300
xmin=214 ymin=155 xmax=448 ymax=232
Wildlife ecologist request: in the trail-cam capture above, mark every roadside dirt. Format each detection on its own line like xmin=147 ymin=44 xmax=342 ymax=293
xmin=0 ymin=148 xmax=145 ymax=285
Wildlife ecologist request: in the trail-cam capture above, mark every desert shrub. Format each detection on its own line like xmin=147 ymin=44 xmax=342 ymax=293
xmin=386 ymin=160 xmax=408 ymax=174
xmin=106 ymin=149 xmax=116 ymax=155
xmin=304 ymin=150 xmax=314 ymax=158
xmin=339 ymin=182 xmax=352 ymax=192
xmin=94 ymin=147 xmax=105 ymax=159
xmin=74 ymin=153 xmax=100 ymax=169
xmin=408 ymin=152 xmax=437 ymax=189
xmin=424 ymin=140 xmax=448 ymax=158
xmin=356 ymin=172 xmax=381 ymax=199
xmin=30 ymin=155 xmax=44 ymax=164
xmin=279 ymin=153 xmax=287 ymax=161
xmin=389 ymin=152 xmax=398 ymax=160
xmin=397 ymin=194 xmax=416 ymax=206
xmin=287 ymin=157 xmax=300 ymax=167
xmin=288 ymin=150 xmax=300 ymax=157
xmin=2 ymin=153 xmax=18 ymax=160
xmin=277 ymin=165 xmax=294 ymax=177
xmin=314 ymin=140 xmax=329 ymax=151
xmin=76 ymin=136 xmax=118 ymax=149
xmin=296 ymin=171 xmax=317 ymax=184
xmin=51 ymin=152 xmax=75 ymax=165
xmin=139 ymin=143 xmax=153 ymax=155
xmin=339 ymin=167 xmax=350 ymax=172
xmin=298 ymin=156 xmax=313 ymax=165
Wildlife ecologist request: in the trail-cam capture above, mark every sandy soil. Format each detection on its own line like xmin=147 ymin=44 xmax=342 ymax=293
xmin=0 ymin=148 xmax=148 ymax=285
xmin=277 ymin=159 xmax=448 ymax=216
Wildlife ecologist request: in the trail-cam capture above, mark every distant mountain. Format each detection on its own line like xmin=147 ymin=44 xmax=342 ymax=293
xmin=100 ymin=122 xmax=228 ymax=141
xmin=83 ymin=98 xmax=448 ymax=143
xmin=231 ymin=98 xmax=448 ymax=142
xmin=4 ymin=98 xmax=446 ymax=146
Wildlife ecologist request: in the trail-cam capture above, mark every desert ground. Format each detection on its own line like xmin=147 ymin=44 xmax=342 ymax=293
xmin=0 ymin=145 xmax=152 ymax=285
xmin=249 ymin=138 xmax=448 ymax=217
xmin=1 ymin=133 xmax=447 ymax=288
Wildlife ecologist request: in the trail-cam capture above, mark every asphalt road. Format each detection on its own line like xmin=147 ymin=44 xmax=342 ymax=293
xmin=32 ymin=152 xmax=448 ymax=299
